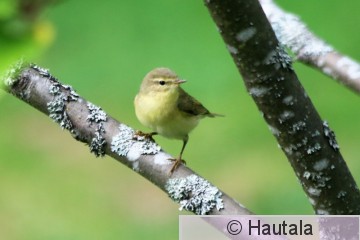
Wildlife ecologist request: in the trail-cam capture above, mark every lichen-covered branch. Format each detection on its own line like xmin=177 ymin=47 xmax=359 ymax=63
xmin=259 ymin=0 xmax=360 ymax=94
xmin=0 ymin=61 xmax=251 ymax=216
xmin=204 ymin=0 xmax=360 ymax=214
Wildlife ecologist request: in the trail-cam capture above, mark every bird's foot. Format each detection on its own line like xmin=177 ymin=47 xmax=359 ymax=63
xmin=133 ymin=131 xmax=157 ymax=142
xmin=168 ymin=157 xmax=186 ymax=174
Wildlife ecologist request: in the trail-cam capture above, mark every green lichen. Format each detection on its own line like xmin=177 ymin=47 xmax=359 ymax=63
xmin=0 ymin=59 xmax=29 ymax=91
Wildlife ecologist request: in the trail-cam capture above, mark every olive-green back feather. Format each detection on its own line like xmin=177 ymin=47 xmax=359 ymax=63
xmin=177 ymin=88 xmax=221 ymax=117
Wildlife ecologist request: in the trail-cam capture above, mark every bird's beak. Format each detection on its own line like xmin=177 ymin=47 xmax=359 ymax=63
xmin=174 ymin=79 xmax=186 ymax=85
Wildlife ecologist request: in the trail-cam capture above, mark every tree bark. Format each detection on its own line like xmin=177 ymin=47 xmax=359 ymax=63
xmin=259 ymin=0 xmax=360 ymax=94
xmin=204 ymin=0 xmax=360 ymax=214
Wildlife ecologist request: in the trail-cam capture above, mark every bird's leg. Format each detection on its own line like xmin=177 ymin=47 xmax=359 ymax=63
xmin=134 ymin=131 xmax=158 ymax=142
xmin=169 ymin=136 xmax=188 ymax=174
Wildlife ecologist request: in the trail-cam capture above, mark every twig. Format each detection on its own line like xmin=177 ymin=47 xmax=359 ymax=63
xmin=204 ymin=0 xmax=360 ymax=214
xmin=1 ymin=61 xmax=251 ymax=216
xmin=259 ymin=0 xmax=360 ymax=94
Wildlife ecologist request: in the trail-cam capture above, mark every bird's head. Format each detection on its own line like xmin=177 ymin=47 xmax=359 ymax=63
xmin=140 ymin=67 xmax=186 ymax=94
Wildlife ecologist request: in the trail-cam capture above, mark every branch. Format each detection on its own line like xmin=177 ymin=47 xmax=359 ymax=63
xmin=204 ymin=0 xmax=360 ymax=214
xmin=0 ymin=61 xmax=251 ymax=216
xmin=259 ymin=0 xmax=360 ymax=94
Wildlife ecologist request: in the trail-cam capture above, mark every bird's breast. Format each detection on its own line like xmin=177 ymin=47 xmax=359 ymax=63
xmin=135 ymin=90 xmax=199 ymax=139
xmin=135 ymin=90 xmax=178 ymax=126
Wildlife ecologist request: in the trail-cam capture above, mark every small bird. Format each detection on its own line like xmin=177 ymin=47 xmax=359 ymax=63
xmin=134 ymin=67 xmax=222 ymax=173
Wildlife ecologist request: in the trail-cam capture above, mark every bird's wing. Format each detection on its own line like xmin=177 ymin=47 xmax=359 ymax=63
xmin=177 ymin=88 xmax=212 ymax=117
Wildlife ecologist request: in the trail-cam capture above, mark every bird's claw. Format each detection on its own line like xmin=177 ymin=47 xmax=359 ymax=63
xmin=168 ymin=157 xmax=186 ymax=174
xmin=133 ymin=130 xmax=156 ymax=142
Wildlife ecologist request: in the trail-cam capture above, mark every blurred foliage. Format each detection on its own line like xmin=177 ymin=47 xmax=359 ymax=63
xmin=0 ymin=0 xmax=55 ymax=99
xmin=1 ymin=0 xmax=360 ymax=239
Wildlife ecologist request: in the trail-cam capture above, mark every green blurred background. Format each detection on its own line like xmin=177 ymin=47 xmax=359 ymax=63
xmin=1 ymin=0 xmax=360 ymax=239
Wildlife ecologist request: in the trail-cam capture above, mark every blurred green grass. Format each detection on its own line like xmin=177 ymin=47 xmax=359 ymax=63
xmin=1 ymin=0 xmax=360 ymax=239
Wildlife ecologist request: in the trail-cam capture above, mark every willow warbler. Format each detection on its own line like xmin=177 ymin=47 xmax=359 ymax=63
xmin=134 ymin=67 xmax=221 ymax=173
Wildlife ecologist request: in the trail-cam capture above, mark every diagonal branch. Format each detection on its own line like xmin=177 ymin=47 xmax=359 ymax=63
xmin=259 ymin=0 xmax=360 ymax=94
xmin=204 ymin=0 xmax=360 ymax=214
xmin=1 ymin=61 xmax=251 ymax=216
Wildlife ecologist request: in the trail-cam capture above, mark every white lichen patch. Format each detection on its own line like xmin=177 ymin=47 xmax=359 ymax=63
xmin=303 ymin=169 xmax=331 ymax=191
xmin=46 ymin=76 xmax=81 ymax=136
xmin=111 ymin=124 xmax=134 ymax=156
xmin=322 ymin=67 xmax=333 ymax=76
xmin=337 ymin=190 xmax=347 ymax=199
xmin=268 ymin=125 xmax=280 ymax=137
xmin=165 ymin=174 xmax=224 ymax=215
xmin=31 ymin=64 xmax=50 ymax=77
xmin=47 ymin=95 xmax=73 ymax=130
xmin=282 ymin=95 xmax=294 ymax=105
xmin=43 ymin=71 xmax=83 ymax=141
xmin=125 ymin=142 xmax=144 ymax=171
xmin=63 ymin=84 xmax=79 ymax=101
xmin=249 ymin=87 xmax=269 ymax=97
xmin=336 ymin=57 xmax=360 ymax=80
xmin=127 ymin=143 xmax=142 ymax=162
xmin=261 ymin=1 xmax=333 ymax=59
xmin=263 ymin=44 xmax=293 ymax=70
xmin=313 ymin=159 xmax=329 ymax=172
xmin=87 ymin=102 xmax=107 ymax=123
xmin=306 ymin=142 xmax=321 ymax=155
xmin=283 ymin=146 xmax=293 ymax=155
xmin=154 ymin=151 xmax=172 ymax=166
xmin=289 ymin=121 xmax=306 ymax=134
xmin=236 ymin=27 xmax=257 ymax=43
xmin=89 ymin=126 xmax=106 ymax=157
xmin=323 ymin=121 xmax=340 ymax=151
xmin=316 ymin=209 xmax=330 ymax=215
xmin=303 ymin=171 xmax=311 ymax=180
xmin=308 ymin=187 xmax=321 ymax=197
xmin=279 ymin=110 xmax=295 ymax=123
xmin=226 ymin=44 xmax=239 ymax=55
xmin=85 ymin=103 xmax=108 ymax=157
xmin=111 ymin=125 xmax=161 ymax=165
xmin=39 ymin=65 xmax=81 ymax=133
xmin=49 ymin=83 xmax=60 ymax=95
xmin=284 ymin=143 xmax=302 ymax=155
xmin=311 ymin=130 xmax=321 ymax=137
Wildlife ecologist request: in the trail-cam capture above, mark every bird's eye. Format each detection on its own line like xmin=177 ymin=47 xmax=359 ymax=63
xmin=159 ymin=80 xmax=165 ymax=86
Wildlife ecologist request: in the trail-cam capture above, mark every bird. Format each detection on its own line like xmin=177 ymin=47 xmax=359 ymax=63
xmin=134 ymin=67 xmax=222 ymax=173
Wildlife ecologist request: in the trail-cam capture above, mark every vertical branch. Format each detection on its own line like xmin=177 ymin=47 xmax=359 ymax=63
xmin=204 ymin=0 xmax=360 ymax=214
